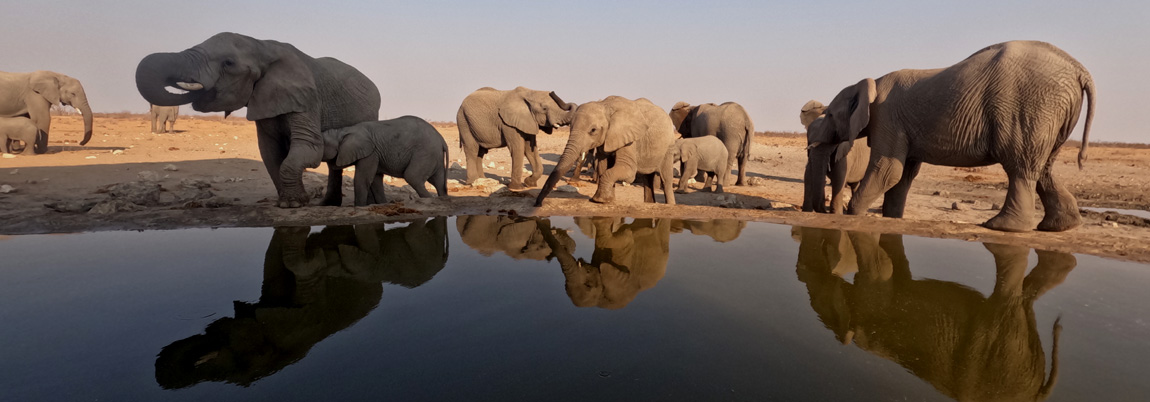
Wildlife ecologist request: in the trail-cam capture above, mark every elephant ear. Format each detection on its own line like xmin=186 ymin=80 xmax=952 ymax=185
xmin=799 ymin=100 xmax=826 ymax=128
xmin=247 ymin=46 xmax=318 ymax=121
xmin=604 ymin=104 xmax=645 ymax=153
xmin=498 ymin=94 xmax=538 ymax=134
xmin=336 ymin=128 xmax=374 ymax=168
xmin=846 ymin=78 xmax=876 ymax=143
xmin=679 ymin=141 xmax=691 ymax=163
xmin=30 ymin=73 xmax=61 ymax=105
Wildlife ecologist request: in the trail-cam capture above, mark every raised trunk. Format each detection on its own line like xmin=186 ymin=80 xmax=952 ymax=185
xmin=136 ymin=51 xmax=203 ymax=106
xmin=803 ymin=147 xmax=832 ymax=213
xmin=534 ymin=140 xmax=586 ymax=207
xmin=77 ymin=100 xmax=93 ymax=146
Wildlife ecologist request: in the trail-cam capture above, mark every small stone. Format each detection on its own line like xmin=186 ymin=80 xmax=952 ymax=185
xmin=385 ymin=176 xmax=394 ymax=183
xmin=952 ymin=202 xmax=969 ymax=211
xmin=556 ymin=185 xmax=578 ymax=193
xmin=687 ymin=178 xmax=697 ymax=185
xmin=933 ymin=190 xmax=950 ymax=197
xmin=767 ymin=201 xmax=795 ymax=209
xmin=211 ymin=176 xmax=227 ymax=183
xmin=487 ymin=161 xmax=496 ymax=168
xmin=138 ymin=171 xmax=161 ymax=181
xmin=179 ymin=178 xmax=212 ymax=189
xmin=1102 ymin=221 xmax=1119 ymax=228
xmin=1 ymin=153 xmax=15 ymax=159
xmin=471 ymin=178 xmax=500 ymax=189
xmin=112 ymin=149 xmax=124 ymax=155
xmin=88 ymin=199 xmax=145 ymax=215
xmin=85 ymin=156 xmax=97 ymax=159
xmin=163 ymin=164 xmax=179 ymax=171
xmin=0 ymin=184 xmax=15 ymax=193
xmin=447 ymin=179 xmax=461 ymax=185
xmin=450 ymin=162 xmax=464 ymax=170
xmin=960 ymin=199 xmax=976 ymax=204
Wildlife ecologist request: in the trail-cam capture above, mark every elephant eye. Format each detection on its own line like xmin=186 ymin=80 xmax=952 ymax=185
xmin=222 ymin=59 xmax=235 ymax=68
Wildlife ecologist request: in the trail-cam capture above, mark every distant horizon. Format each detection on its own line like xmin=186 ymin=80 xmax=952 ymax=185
xmin=4 ymin=1 xmax=1145 ymax=143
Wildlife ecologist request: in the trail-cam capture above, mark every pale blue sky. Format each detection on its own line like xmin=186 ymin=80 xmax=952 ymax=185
xmin=3 ymin=1 xmax=1145 ymax=142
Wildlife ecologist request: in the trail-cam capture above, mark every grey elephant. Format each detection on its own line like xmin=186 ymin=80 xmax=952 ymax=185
xmin=0 ymin=116 xmax=38 ymax=154
xmin=322 ymin=116 xmax=449 ymax=206
xmin=670 ymin=136 xmax=729 ymax=193
xmin=456 ymin=215 xmax=575 ymax=261
xmin=536 ymin=96 xmax=678 ymax=206
xmin=456 ymin=87 xmax=575 ymax=189
xmin=800 ymin=100 xmax=871 ymax=213
xmin=794 ymin=226 xmax=1071 ymax=401
xmin=155 ymin=218 xmax=448 ymax=389
xmin=669 ymin=101 xmax=754 ymax=185
xmin=149 ymin=104 xmax=179 ymax=133
xmin=537 ymin=217 xmax=670 ymax=309
xmin=136 ymin=32 xmax=382 ymax=208
xmin=0 ymin=70 xmax=94 ymax=153
xmin=806 ymin=41 xmax=1095 ymax=232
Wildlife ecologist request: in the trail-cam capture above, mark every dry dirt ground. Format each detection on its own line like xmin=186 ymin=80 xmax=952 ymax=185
xmin=1 ymin=114 xmax=1148 ymax=262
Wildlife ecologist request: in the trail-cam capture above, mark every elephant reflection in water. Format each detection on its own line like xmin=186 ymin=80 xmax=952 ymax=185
xmin=670 ymin=219 xmax=745 ymax=243
xmin=155 ymin=217 xmax=448 ymax=389
xmin=793 ymin=227 xmax=1074 ymax=401
xmin=538 ymin=217 xmax=670 ymax=309
xmin=456 ymin=215 xmax=575 ymax=261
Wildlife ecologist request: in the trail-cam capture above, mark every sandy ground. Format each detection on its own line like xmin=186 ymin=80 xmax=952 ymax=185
xmin=1 ymin=114 xmax=1148 ymax=263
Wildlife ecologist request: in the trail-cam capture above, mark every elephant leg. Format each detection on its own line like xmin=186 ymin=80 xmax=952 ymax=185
xmin=1 ymin=137 xmax=9 ymax=154
xmin=322 ymin=163 xmax=345 ymax=206
xmin=847 ymin=155 xmax=905 ymax=215
xmin=524 ymin=135 xmax=543 ymax=187
xmin=640 ymin=174 xmax=655 ymax=203
xmin=505 ymin=133 xmax=527 ymax=190
xmin=405 ymin=170 xmax=433 ymax=198
xmin=592 ymin=151 xmax=637 ymax=204
xmin=1036 ymin=163 xmax=1082 ymax=232
xmin=984 ymin=242 xmax=1030 ymax=299
xmin=659 ymin=159 xmax=677 ymax=205
xmin=277 ymin=113 xmax=325 ymax=207
xmin=705 ymin=172 xmax=718 ymax=193
xmin=983 ymin=172 xmax=1037 ymax=232
xmin=880 ymin=160 xmax=921 ymax=218
xmin=368 ymin=173 xmax=386 ymax=204
xmin=677 ymin=159 xmax=698 ymax=193
xmin=256 ymin=119 xmax=290 ymax=195
xmin=353 ymin=159 xmax=379 ymax=206
xmin=28 ymin=105 xmax=50 ymax=154
xmin=828 ymin=155 xmax=850 ymax=214
xmin=151 ymin=116 xmax=158 ymax=133
xmin=736 ymin=152 xmax=747 ymax=186
xmin=1023 ymin=249 xmax=1076 ymax=299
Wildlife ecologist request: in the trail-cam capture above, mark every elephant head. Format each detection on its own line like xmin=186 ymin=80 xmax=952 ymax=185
xmin=804 ymin=80 xmax=875 ymax=212
xmin=669 ymin=101 xmax=696 ymax=136
xmin=136 ymin=32 xmax=317 ymax=121
xmin=799 ymin=100 xmax=826 ymax=129
xmin=500 ymin=87 xmax=575 ymax=135
xmin=30 ymin=71 xmax=94 ymax=151
xmin=320 ymin=124 xmax=367 ymax=167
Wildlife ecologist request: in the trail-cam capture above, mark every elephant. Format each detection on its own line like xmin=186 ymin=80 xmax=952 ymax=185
xmin=670 ymin=135 xmax=729 ymax=193
xmin=456 ymin=87 xmax=576 ymax=189
xmin=456 ymin=215 xmax=575 ymax=261
xmin=536 ymin=96 xmax=678 ymax=206
xmin=793 ymin=226 xmax=1073 ymax=401
xmin=0 ymin=70 xmax=94 ymax=153
xmin=136 ymin=32 xmax=382 ymax=208
xmin=536 ymin=217 xmax=670 ymax=309
xmin=670 ymin=219 xmax=745 ymax=243
xmin=800 ymin=100 xmax=871 ymax=213
xmin=668 ymin=101 xmax=754 ymax=185
xmin=0 ymin=116 xmax=38 ymax=154
xmin=154 ymin=217 xmax=449 ymax=389
xmin=805 ymin=41 xmax=1095 ymax=232
xmin=322 ymin=116 xmax=449 ymax=206
xmin=149 ymin=104 xmax=179 ymax=133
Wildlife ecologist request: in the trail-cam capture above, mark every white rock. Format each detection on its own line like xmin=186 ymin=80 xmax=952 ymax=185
xmin=487 ymin=161 xmax=496 ymax=168
xmin=687 ymin=178 xmax=697 ymax=185
xmin=471 ymin=178 xmax=500 ymax=188
xmin=556 ymin=185 xmax=578 ymax=193
xmin=137 ymin=171 xmax=161 ymax=181
xmin=1102 ymin=221 xmax=1119 ymax=228
xmin=112 ymin=150 xmax=124 ymax=155
xmin=2 ymin=153 xmax=16 ymax=159
xmin=0 ymin=184 xmax=15 ymax=193
xmin=85 ymin=156 xmax=97 ymax=159
xmin=163 ymin=164 xmax=179 ymax=171
xmin=951 ymin=202 xmax=969 ymax=211
xmin=384 ymin=175 xmax=394 ymax=183
xmin=447 ymin=179 xmax=461 ymax=185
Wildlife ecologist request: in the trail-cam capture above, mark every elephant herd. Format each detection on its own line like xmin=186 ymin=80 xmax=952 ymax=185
xmin=153 ymin=216 xmax=1072 ymax=401
xmin=6 ymin=33 xmax=1096 ymax=232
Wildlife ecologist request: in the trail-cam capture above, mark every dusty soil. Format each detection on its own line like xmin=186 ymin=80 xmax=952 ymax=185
xmin=2 ymin=114 xmax=1148 ymax=263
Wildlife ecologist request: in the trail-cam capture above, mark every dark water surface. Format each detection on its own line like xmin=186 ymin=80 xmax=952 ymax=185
xmin=1 ymin=216 xmax=1147 ymax=401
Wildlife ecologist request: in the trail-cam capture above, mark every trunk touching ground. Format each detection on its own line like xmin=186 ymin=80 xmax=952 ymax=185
xmin=534 ymin=141 xmax=586 ymax=207
xmin=135 ymin=52 xmax=203 ymax=107
xmin=803 ymin=147 xmax=831 ymax=213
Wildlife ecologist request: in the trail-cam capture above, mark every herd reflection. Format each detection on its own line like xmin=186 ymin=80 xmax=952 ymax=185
xmin=155 ymin=216 xmax=1074 ymax=400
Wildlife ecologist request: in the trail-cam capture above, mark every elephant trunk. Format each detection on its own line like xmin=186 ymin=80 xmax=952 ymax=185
xmin=549 ymin=92 xmax=572 ymax=111
xmin=136 ymin=51 xmax=204 ymax=106
xmin=77 ymin=99 xmax=93 ymax=146
xmin=534 ymin=139 xmax=587 ymax=207
xmin=803 ymin=146 xmax=831 ymax=213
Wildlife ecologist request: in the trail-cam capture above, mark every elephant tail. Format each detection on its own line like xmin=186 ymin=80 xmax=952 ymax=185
xmin=742 ymin=120 xmax=754 ymax=162
xmin=456 ymin=106 xmax=469 ymax=149
xmin=1076 ymin=71 xmax=1095 ymax=170
xmin=1036 ymin=316 xmax=1063 ymax=401
xmin=441 ymin=141 xmax=450 ymax=195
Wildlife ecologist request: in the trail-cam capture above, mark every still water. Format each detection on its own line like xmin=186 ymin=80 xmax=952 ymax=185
xmin=1 ymin=216 xmax=1147 ymax=401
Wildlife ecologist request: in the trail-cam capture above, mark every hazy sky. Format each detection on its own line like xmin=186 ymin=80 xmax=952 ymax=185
xmin=3 ymin=1 xmax=1145 ymax=142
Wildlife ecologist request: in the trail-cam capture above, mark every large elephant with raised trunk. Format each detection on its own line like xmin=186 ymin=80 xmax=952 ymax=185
xmin=135 ymin=32 xmax=381 ymax=208
xmin=800 ymin=100 xmax=870 ymax=213
xmin=794 ymin=226 xmax=1072 ymax=401
xmin=0 ymin=70 xmax=94 ymax=153
xmin=805 ymin=41 xmax=1095 ymax=231
xmin=535 ymin=96 xmax=677 ymax=206
xmin=669 ymin=101 xmax=754 ymax=185
xmin=456 ymin=87 xmax=575 ymax=189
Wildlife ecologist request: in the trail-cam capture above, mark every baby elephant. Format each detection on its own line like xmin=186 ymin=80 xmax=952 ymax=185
xmin=323 ymin=116 xmax=449 ymax=206
xmin=0 ymin=116 xmax=39 ymax=154
xmin=671 ymin=136 xmax=729 ymax=193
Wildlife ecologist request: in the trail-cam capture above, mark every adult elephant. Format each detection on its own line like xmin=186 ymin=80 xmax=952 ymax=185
xmin=136 ymin=32 xmax=381 ymax=207
xmin=669 ymin=101 xmax=754 ymax=185
xmin=0 ymin=70 xmax=94 ymax=153
xmin=149 ymin=104 xmax=179 ymax=133
xmin=793 ymin=226 xmax=1072 ymax=401
xmin=535 ymin=96 xmax=677 ymax=206
xmin=670 ymin=219 xmax=745 ymax=243
xmin=800 ymin=100 xmax=871 ymax=213
xmin=537 ymin=217 xmax=670 ymax=310
xmin=456 ymin=215 xmax=575 ymax=261
xmin=155 ymin=218 xmax=448 ymax=389
xmin=456 ymin=87 xmax=575 ymax=189
xmin=806 ymin=41 xmax=1095 ymax=232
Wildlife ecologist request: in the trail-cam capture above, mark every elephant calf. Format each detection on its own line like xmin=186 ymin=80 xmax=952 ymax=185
xmin=671 ymin=136 xmax=729 ymax=193
xmin=149 ymin=104 xmax=179 ymax=133
xmin=0 ymin=116 xmax=38 ymax=154
xmin=322 ymin=116 xmax=449 ymax=206
xmin=800 ymin=100 xmax=870 ymax=213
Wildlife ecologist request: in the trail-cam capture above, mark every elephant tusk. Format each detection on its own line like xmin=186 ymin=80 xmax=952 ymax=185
xmin=176 ymin=82 xmax=204 ymax=91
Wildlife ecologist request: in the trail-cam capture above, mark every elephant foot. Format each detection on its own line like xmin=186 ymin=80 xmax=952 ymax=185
xmin=1037 ymin=211 xmax=1083 ymax=232
xmin=321 ymin=194 xmax=343 ymax=207
xmin=508 ymin=181 xmax=526 ymax=191
xmin=276 ymin=188 xmax=311 ymax=208
xmin=591 ymin=185 xmax=616 ymax=204
xmin=674 ymin=189 xmax=687 ymax=194
xmin=982 ymin=213 xmax=1034 ymax=232
xmin=590 ymin=194 xmax=615 ymax=204
xmin=524 ymin=176 xmax=540 ymax=188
